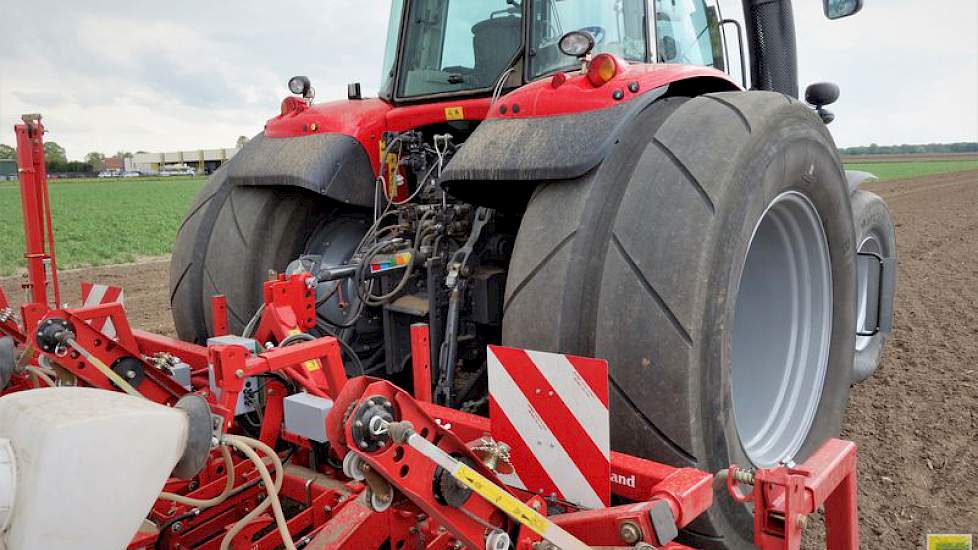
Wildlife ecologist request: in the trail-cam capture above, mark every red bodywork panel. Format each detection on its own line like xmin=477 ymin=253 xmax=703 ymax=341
xmin=263 ymin=62 xmax=738 ymax=175
xmin=492 ymin=61 xmax=736 ymax=118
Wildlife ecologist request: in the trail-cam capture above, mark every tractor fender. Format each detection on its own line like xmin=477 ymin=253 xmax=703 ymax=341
xmin=226 ymin=132 xmax=375 ymax=208
xmin=845 ymin=169 xmax=879 ymax=195
xmin=441 ymin=77 xmax=737 ymax=205
xmin=443 ymin=88 xmax=666 ymax=185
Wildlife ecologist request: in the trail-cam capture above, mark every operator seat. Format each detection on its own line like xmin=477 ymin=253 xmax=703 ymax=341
xmin=471 ymin=15 xmax=522 ymax=88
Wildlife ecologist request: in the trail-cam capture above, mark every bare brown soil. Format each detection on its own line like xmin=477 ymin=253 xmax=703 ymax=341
xmin=3 ymin=170 xmax=977 ymax=547
xmin=843 ymin=169 xmax=978 ymax=546
xmin=1 ymin=259 xmax=175 ymax=337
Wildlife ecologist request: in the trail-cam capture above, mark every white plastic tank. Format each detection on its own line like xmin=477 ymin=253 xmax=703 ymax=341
xmin=0 ymin=387 xmax=191 ymax=550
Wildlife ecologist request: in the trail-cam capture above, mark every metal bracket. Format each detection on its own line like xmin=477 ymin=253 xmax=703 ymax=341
xmin=445 ymin=207 xmax=492 ymax=289
xmin=648 ymin=500 xmax=679 ymax=545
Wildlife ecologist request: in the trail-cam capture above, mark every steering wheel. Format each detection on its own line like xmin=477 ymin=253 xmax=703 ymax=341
xmin=578 ymin=26 xmax=606 ymax=45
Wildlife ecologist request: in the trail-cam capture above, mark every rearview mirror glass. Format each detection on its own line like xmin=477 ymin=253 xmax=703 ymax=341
xmin=824 ymin=0 xmax=863 ymax=19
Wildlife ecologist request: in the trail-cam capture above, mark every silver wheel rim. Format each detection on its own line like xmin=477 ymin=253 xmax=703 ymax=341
xmin=731 ymin=191 xmax=833 ymax=467
xmin=855 ymin=234 xmax=883 ymax=352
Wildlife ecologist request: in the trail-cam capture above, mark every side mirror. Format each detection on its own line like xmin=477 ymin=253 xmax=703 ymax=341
xmin=823 ymin=0 xmax=863 ymax=20
xmin=805 ymin=82 xmax=840 ymax=107
xmin=805 ymin=82 xmax=840 ymax=125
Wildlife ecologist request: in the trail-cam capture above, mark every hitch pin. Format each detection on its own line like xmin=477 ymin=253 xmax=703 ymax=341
xmin=381 ymin=419 xmax=591 ymax=550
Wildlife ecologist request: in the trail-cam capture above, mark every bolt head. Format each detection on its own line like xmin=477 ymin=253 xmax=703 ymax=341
xmin=618 ymin=522 xmax=642 ymax=544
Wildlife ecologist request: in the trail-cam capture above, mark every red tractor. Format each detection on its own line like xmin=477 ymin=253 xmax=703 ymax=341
xmin=169 ymin=1 xmax=895 ymax=547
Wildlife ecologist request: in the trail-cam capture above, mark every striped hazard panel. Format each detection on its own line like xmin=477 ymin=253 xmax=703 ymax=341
xmin=488 ymin=345 xmax=610 ymax=509
xmin=81 ymin=282 xmax=125 ymax=338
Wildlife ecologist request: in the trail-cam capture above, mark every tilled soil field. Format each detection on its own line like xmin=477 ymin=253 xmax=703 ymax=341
xmin=843 ymin=169 xmax=978 ymax=545
xmin=2 ymin=170 xmax=977 ymax=548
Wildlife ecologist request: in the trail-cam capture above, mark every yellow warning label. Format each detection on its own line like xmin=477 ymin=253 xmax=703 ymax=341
xmin=454 ymin=464 xmax=549 ymax=536
xmin=928 ymin=535 xmax=973 ymax=550
xmin=379 ymin=140 xmax=399 ymax=194
xmin=445 ymin=106 xmax=465 ymax=121
xmin=287 ymin=329 xmax=321 ymax=372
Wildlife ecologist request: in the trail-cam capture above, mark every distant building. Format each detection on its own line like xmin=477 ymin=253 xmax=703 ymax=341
xmin=0 ymin=159 xmax=16 ymax=180
xmin=103 ymin=156 xmax=125 ymax=171
xmin=131 ymin=146 xmax=242 ymax=175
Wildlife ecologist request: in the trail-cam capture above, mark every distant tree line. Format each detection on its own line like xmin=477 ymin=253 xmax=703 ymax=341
xmin=39 ymin=142 xmax=94 ymax=174
xmin=0 ymin=142 xmax=135 ymax=175
xmin=840 ymin=142 xmax=978 ymax=155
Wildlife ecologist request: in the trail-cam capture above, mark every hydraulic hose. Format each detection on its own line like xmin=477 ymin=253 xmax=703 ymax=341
xmin=220 ymin=435 xmax=292 ymax=550
xmin=159 ymin=446 xmax=235 ymax=508
xmin=365 ymin=248 xmax=417 ymax=306
xmin=25 ymin=365 xmax=56 ymax=387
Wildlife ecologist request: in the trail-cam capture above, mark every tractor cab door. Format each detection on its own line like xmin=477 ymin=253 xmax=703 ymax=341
xmin=651 ymin=0 xmax=726 ymax=71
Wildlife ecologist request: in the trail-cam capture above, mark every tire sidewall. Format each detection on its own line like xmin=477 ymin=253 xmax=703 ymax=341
xmin=701 ymin=111 xmax=856 ymax=536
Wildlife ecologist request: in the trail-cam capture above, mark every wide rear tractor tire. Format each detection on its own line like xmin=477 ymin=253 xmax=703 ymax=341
xmin=169 ymin=172 xmax=360 ymax=343
xmin=503 ymin=92 xmax=856 ymax=548
xmin=850 ymin=189 xmax=895 ymax=384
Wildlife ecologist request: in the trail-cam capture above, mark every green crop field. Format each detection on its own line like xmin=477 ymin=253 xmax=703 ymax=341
xmin=0 ymin=177 xmax=206 ymax=276
xmin=843 ymin=159 xmax=978 ymax=181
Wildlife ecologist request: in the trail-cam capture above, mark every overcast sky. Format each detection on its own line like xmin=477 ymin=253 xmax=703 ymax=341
xmin=0 ymin=0 xmax=975 ymax=159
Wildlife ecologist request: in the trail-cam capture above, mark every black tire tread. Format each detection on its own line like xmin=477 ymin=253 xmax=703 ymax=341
xmin=169 ymin=171 xmax=334 ymax=342
xmin=504 ymin=92 xmax=853 ymax=549
xmin=169 ymin=168 xmax=233 ymax=342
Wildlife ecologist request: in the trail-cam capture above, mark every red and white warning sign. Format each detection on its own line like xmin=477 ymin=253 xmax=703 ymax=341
xmin=81 ymin=282 xmax=125 ymax=338
xmin=488 ymin=345 xmax=610 ymax=509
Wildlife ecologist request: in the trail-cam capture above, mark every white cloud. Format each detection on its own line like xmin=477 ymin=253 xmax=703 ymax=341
xmin=0 ymin=0 xmax=389 ymax=158
xmin=793 ymin=0 xmax=978 ymax=147
xmin=0 ymin=0 xmax=974 ymax=157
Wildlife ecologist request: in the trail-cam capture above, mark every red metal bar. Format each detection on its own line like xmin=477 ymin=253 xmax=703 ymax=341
xmin=39 ymin=155 xmax=61 ymax=307
xmin=37 ymin=308 xmax=189 ymax=404
xmin=14 ymin=117 xmax=55 ymax=307
xmin=211 ymin=295 xmax=229 ymax=337
xmin=134 ymin=330 xmax=209 ymax=369
xmin=611 ymin=450 xmax=687 ymax=497
xmin=410 ymin=323 xmax=432 ymax=402
xmin=728 ymin=439 xmax=859 ymax=550
xmin=304 ymin=499 xmax=391 ymax=550
xmin=552 ymin=499 xmax=672 ymax=546
xmin=0 ymin=289 xmax=26 ymax=343
xmin=337 ymin=380 xmax=516 ymax=549
xmin=417 ymin=401 xmax=491 ymax=443
xmin=68 ymin=302 xmax=139 ymax=351
xmin=825 ymin=463 xmax=858 ymax=549
xmin=257 ymin=379 xmax=286 ymax=448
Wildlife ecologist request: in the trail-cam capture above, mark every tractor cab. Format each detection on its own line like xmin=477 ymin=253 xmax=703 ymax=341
xmin=380 ymin=0 xmax=723 ymax=103
xmin=379 ymin=0 xmax=862 ymax=104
